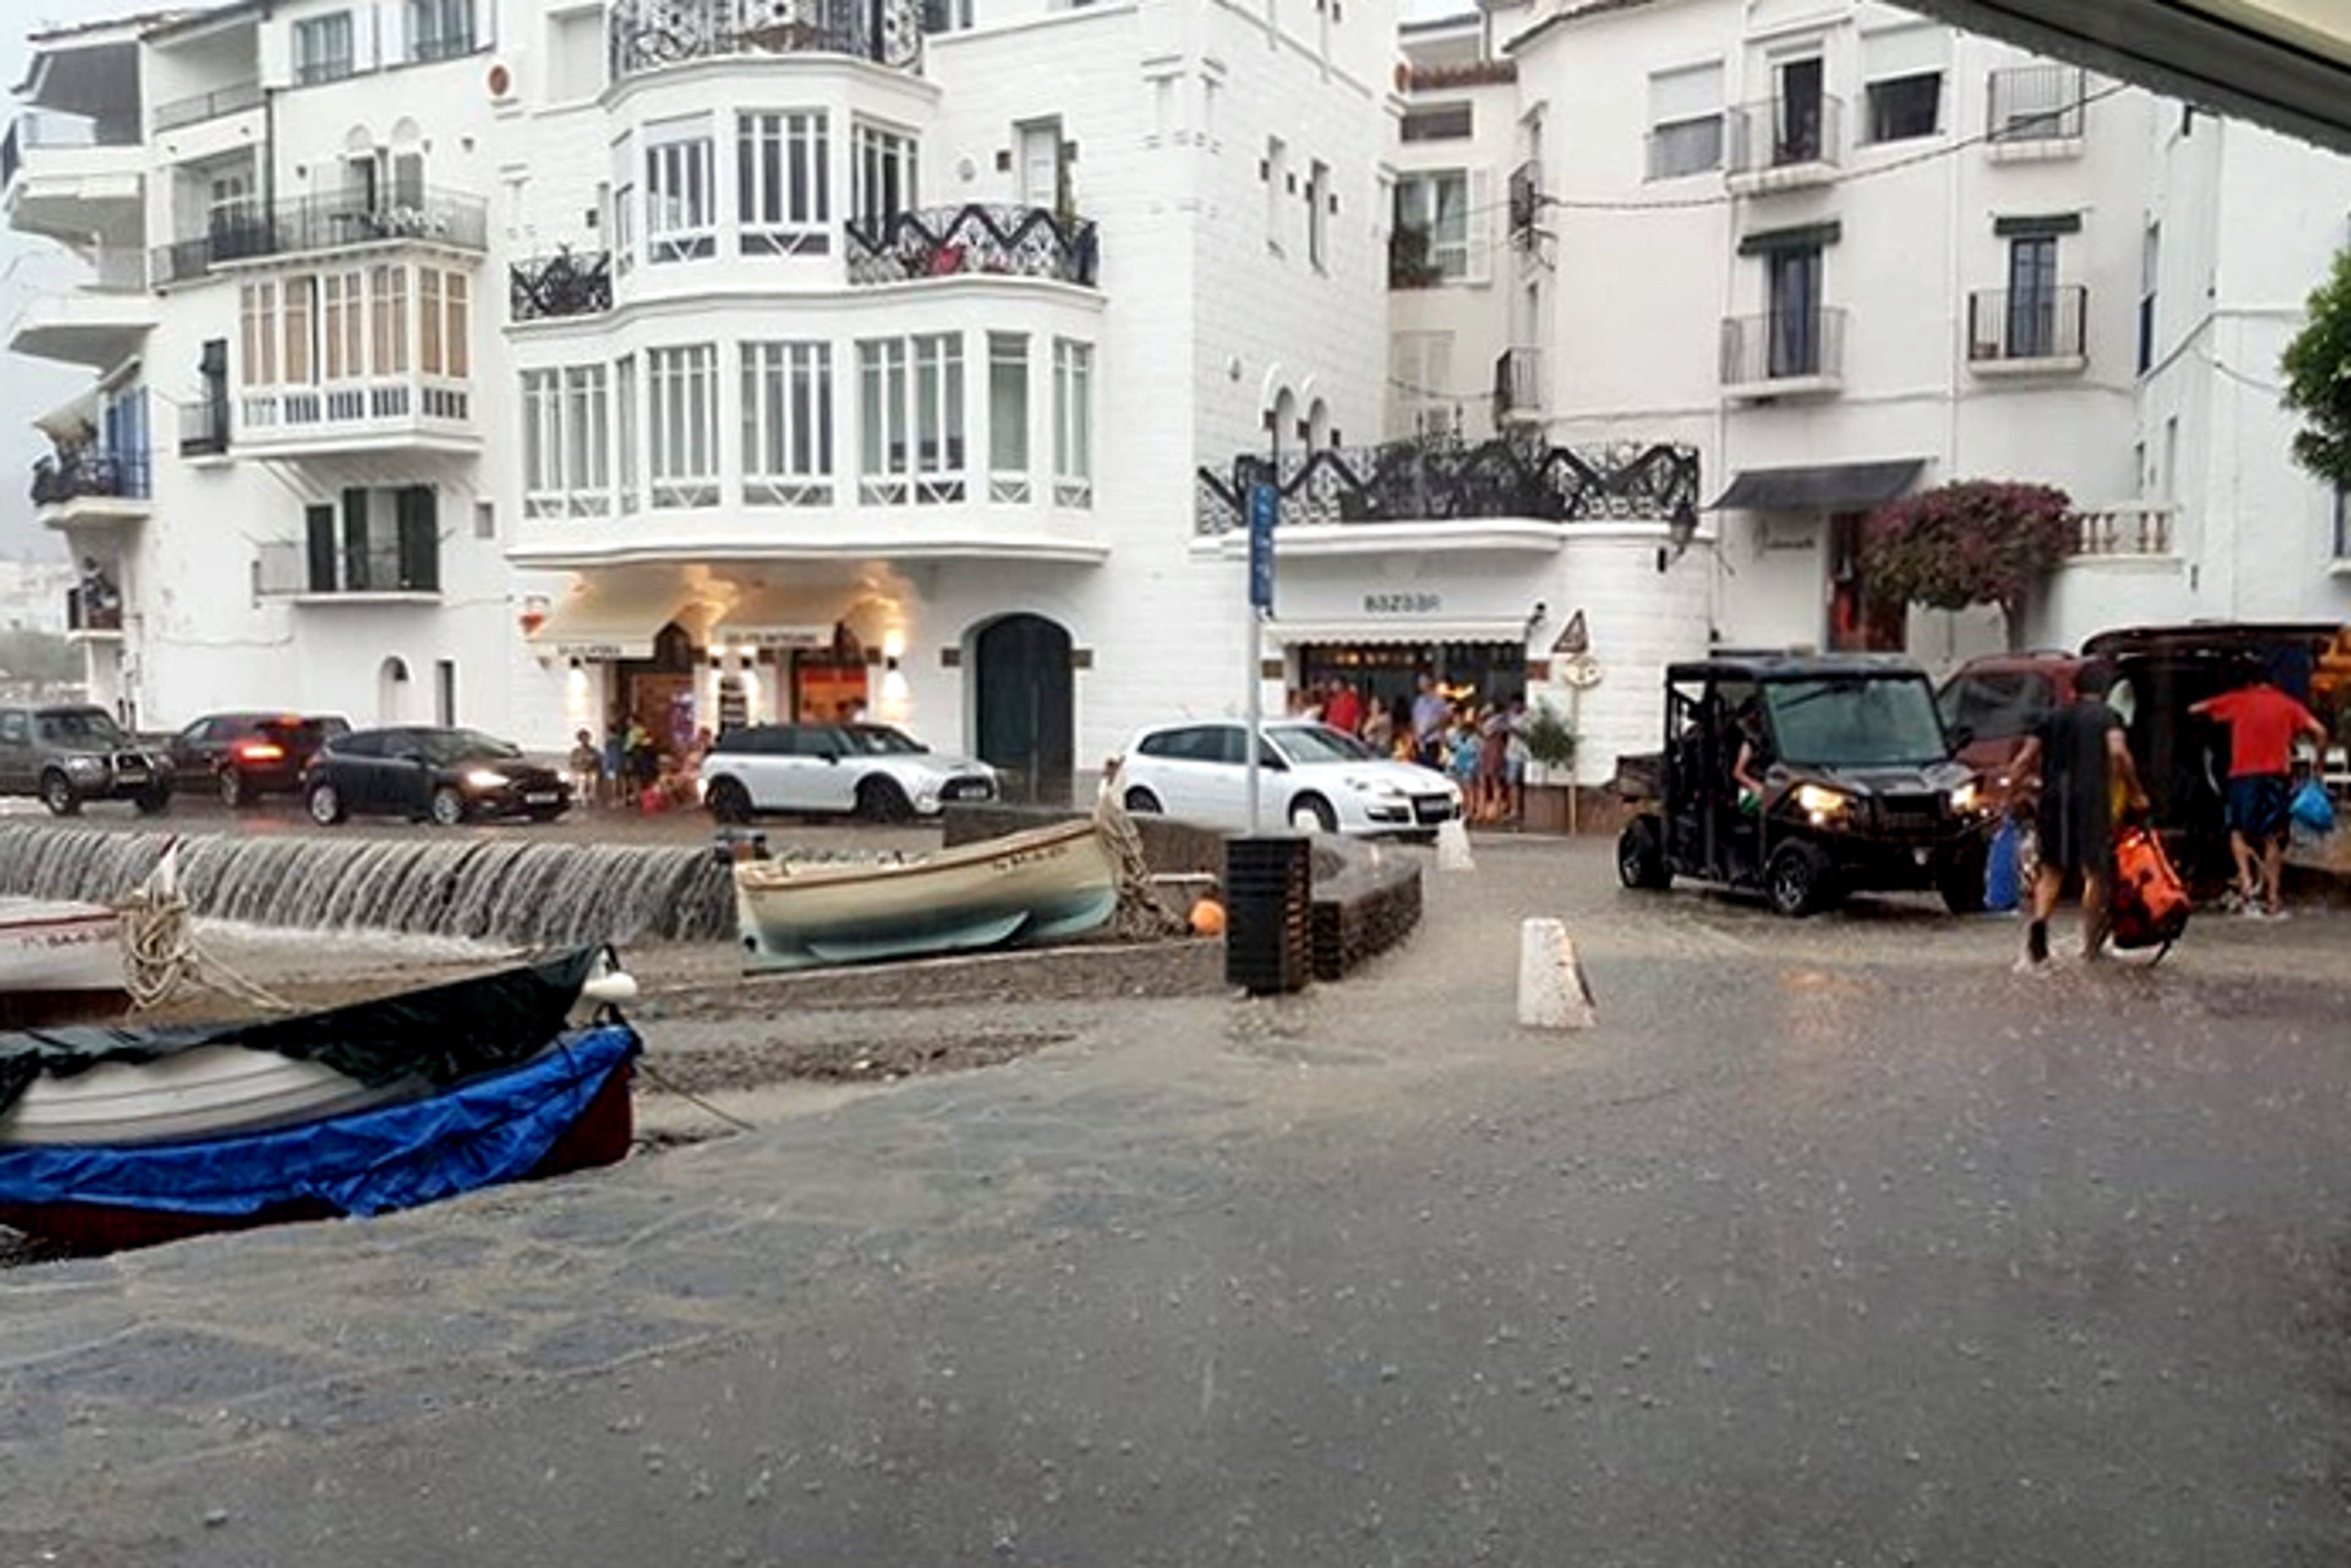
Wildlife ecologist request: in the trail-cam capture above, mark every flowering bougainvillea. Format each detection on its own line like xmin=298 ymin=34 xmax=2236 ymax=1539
xmin=1861 ymin=480 xmax=2076 ymax=646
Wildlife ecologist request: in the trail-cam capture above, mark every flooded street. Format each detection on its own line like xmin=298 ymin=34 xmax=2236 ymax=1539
xmin=5 ymin=838 xmax=2351 ymax=1562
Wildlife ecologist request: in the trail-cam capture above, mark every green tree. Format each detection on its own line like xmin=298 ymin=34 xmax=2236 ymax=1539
xmin=1860 ymin=480 xmax=2077 ymax=649
xmin=2281 ymin=245 xmax=2351 ymax=488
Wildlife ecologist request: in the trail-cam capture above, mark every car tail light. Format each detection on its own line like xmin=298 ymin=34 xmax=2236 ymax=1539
xmin=234 ymin=741 xmax=285 ymax=762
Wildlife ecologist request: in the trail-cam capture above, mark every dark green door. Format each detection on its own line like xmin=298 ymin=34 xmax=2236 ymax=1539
xmin=974 ymin=615 xmax=1074 ymax=805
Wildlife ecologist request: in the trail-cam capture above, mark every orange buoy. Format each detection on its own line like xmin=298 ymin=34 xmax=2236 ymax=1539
xmin=1189 ymin=897 xmax=1227 ymax=937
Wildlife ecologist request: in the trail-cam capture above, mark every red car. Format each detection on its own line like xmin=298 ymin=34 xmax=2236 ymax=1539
xmin=167 ymin=711 xmax=349 ymax=808
xmin=1934 ymin=653 xmax=2083 ymax=802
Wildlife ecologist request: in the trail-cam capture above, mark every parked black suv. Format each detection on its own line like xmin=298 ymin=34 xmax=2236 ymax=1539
xmin=170 ymin=711 xmax=349 ymax=808
xmin=0 ymin=705 xmax=174 ymax=816
xmin=303 ymin=726 xmax=571 ymax=826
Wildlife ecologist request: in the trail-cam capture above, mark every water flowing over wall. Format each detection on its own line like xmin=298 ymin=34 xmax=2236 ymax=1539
xmin=0 ymin=827 xmax=775 ymax=946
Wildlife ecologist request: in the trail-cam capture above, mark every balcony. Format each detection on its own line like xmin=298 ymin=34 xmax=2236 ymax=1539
xmin=7 ymin=272 xmax=158 ymax=369
xmin=1966 ymin=286 xmax=2088 ymax=374
xmin=178 ymin=398 xmax=230 ymax=460
xmin=3 ymin=113 xmax=145 ymax=244
xmin=2074 ymin=502 xmax=2173 ymax=557
xmin=1987 ymin=65 xmax=2086 ymax=160
xmin=845 ymin=205 xmax=1100 ymax=288
xmin=150 ymin=81 xmax=262 ymax=134
xmin=1725 ymin=95 xmax=1843 ymax=194
xmin=608 ymin=0 xmax=924 ymax=78
xmin=31 ymin=448 xmax=151 ymax=531
xmin=1492 ymin=347 xmax=1544 ymax=425
xmin=152 ymin=190 xmax=489 ymax=287
xmin=1720 ymin=308 xmax=1845 ymax=399
xmin=510 ymin=249 xmax=613 ymax=322
xmin=236 ymin=376 xmax=478 ymax=458
xmin=254 ymin=538 xmax=441 ymax=603
xmin=1193 ymin=435 xmax=1701 ymax=555
xmin=65 ymin=585 xmax=123 ymax=639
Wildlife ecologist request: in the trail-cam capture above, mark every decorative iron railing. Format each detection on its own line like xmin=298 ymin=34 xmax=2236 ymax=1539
xmin=1726 ymin=94 xmax=1844 ymax=174
xmin=151 ymin=81 xmax=263 ymax=133
xmin=151 ymin=189 xmax=488 ymax=284
xmin=67 ymin=586 xmax=123 ymax=634
xmin=845 ymin=204 xmax=1099 ymax=287
xmin=510 ymin=249 xmax=614 ymax=321
xmin=178 ymin=399 xmax=230 ymax=457
xmin=1967 ymin=286 xmax=2087 ymax=363
xmin=1194 ymin=436 xmax=1699 ymax=536
xmin=1720 ymin=307 xmax=1846 ymax=386
xmin=1988 ymin=65 xmax=2086 ymax=143
xmin=609 ymin=0 xmax=922 ymax=76
xmin=31 ymin=449 xmax=150 ymax=507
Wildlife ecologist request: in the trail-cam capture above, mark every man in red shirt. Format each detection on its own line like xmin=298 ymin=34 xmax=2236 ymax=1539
xmin=1323 ymin=681 xmax=1362 ymax=739
xmin=2190 ymin=667 xmax=2328 ymax=917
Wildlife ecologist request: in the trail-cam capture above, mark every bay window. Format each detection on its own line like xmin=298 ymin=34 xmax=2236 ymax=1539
xmin=1052 ymin=338 xmax=1092 ymax=508
xmin=522 ymin=370 xmax=562 ymax=516
xmin=564 ymin=365 xmax=610 ymax=514
xmin=739 ymin=111 xmax=830 ymax=255
xmin=859 ymin=333 xmax=964 ymax=504
xmin=987 ymin=332 xmax=1029 ymax=503
xmin=645 ymin=120 xmax=716 ymax=263
xmin=647 ymin=344 xmax=718 ymax=507
xmin=616 ymin=354 xmax=639 ymax=512
xmin=741 ymin=341 xmax=834 ymax=506
xmin=851 ymin=122 xmax=917 ymax=231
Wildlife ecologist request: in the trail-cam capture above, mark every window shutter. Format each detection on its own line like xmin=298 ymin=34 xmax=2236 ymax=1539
xmin=397 ymin=486 xmax=440 ymax=593
xmin=1467 ymin=167 xmax=1493 ymax=284
xmin=305 ymin=504 xmax=337 ymax=593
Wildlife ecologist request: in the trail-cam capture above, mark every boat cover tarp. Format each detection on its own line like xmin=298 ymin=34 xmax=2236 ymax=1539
xmin=0 ymin=947 xmax=599 ymax=1118
xmin=0 ymin=1023 xmax=636 ymax=1218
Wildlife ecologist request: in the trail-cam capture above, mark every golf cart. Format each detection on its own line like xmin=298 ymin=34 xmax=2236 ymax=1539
xmin=1614 ymin=655 xmax=1998 ymax=917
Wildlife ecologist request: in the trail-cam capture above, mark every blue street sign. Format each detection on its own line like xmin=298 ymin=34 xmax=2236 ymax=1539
xmin=1247 ymin=482 xmax=1278 ymax=612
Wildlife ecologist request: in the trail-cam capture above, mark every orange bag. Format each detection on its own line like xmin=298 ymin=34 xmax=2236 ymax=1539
xmin=2109 ymin=823 xmax=2191 ymax=952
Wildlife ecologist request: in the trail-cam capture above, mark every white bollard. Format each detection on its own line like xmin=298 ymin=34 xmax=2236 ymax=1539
xmin=1436 ymin=817 xmax=1476 ymax=873
xmin=1517 ymin=917 xmax=1597 ymax=1030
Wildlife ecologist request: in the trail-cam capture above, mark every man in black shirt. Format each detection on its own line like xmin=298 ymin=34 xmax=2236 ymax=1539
xmin=2006 ymin=657 xmax=2148 ymax=967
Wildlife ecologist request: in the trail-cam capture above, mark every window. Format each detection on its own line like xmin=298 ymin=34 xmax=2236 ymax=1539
xmin=647 ymin=345 xmax=718 ymax=507
xmin=407 ymin=0 xmax=475 ymax=62
xmin=1865 ymin=72 xmax=1940 ymax=142
xmin=1264 ymin=137 xmax=1288 ymax=255
xmin=851 ymin=122 xmax=917 ymax=230
xmin=320 ymin=271 xmax=364 ymax=381
xmin=921 ymin=0 xmax=974 ymax=31
xmin=616 ymin=355 xmax=638 ymax=513
xmin=987 ymin=333 xmax=1029 ymax=503
xmin=564 ymin=365 xmax=610 ymax=514
xmin=645 ymin=123 xmax=716 ymax=262
xmin=2334 ymin=485 xmax=2351 ymax=561
xmin=2005 ymin=235 xmax=2059 ymax=358
xmin=419 ymin=269 xmax=443 ymax=374
xmin=857 ymin=334 xmax=964 ymax=505
xmin=1937 ymin=671 xmax=2055 ymax=743
xmin=1989 ymin=64 xmax=2085 ymax=141
xmin=741 ymin=341 xmax=834 ymax=506
xmin=294 ymin=13 xmax=356 ymax=84
xmin=1401 ymin=103 xmax=1473 ymax=142
xmin=369 ymin=264 xmax=409 ymax=376
xmin=522 ymin=370 xmax=562 ymax=516
xmin=738 ymin=112 xmax=830 ymax=255
xmin=1389 ymin=330 xmax=1457 ymax=438
xmin=240 ymin=281 xmax=279 ymax=387
xmin=1052 ymin=338 xmax=1092 ymax=508
xmin=2138 ymin=221 xmax=2160 ymax=376
xmin=1772 ymin=56 xmax=1827 ymax=164
xmin=1307 ymin=160 xmax=1331 ymax=271
xmin=1392 ymin=172 xmax=1467 ymax=280
xmin=282 ymin=278 xmax=315 ymax=386
xmin=1765 ymin=246 xmax=1824 ymax=377
xmin=310 ymin=487 xmax=439 ymax=593
xmin=1648 ymin=62 xmax=1724 ymax=178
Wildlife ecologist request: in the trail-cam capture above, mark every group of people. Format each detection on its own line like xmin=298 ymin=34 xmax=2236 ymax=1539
xmin=2012 ymin=657 xmax=2328 ymax=968
xmin=568 ymin=714 xmax=713 ymax=813
xmin=1290 ymin=674 xmax=1533 ymax=824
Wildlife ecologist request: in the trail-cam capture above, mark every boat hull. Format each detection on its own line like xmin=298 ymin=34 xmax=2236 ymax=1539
xmin=735 ymin=820 xmax=1118 ymax=972
xmin=0 ymin=901 xmax=125 ymax=1028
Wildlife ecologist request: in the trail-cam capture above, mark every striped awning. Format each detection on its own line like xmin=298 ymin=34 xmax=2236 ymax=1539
xmin=1265 ymin=618 xmax=1528 ymax=646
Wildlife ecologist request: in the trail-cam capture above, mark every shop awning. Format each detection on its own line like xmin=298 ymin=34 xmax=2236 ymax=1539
xmin=1706 ymin=459 xmax=1926 ymax=513
xmin=1267 ymin=618 xmax=1529 ymax=647
xmin=527 ymin=577 xmax=691 ymax=661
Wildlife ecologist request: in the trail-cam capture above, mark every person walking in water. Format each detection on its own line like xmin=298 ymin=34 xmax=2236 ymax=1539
xmin=2006 ymin=657 xmax=2148 ymax=967
xmin=2191 ymin=661 xmax=2329 ymax=918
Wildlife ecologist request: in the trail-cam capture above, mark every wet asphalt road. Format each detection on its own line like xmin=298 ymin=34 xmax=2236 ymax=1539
xmin=8 ymin=840 xmax=2351 ymax=1565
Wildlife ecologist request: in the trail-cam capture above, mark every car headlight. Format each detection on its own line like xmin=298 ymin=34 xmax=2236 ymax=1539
xmin=1342 ymin=776 xmax=1405 ymax=797
xmin=66 ymin=754 xmax=103 ymax=772
xmin=1794 ymin=783 xmax=1847 ymax=823
xmin=1948 ymin=781 xmax=1982 ymax=814
xmin=464 ymin=769 xmax=509 ymax=790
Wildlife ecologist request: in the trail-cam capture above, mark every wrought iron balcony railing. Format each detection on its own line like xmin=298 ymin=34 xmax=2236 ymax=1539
xmin=1720 ymin=307 xmax=1846 ymax=386
xmin=178 ymin=399 xmax=230 ymax=458
xmin=1726 ymin=94 xmax=1844 ymax=175
xmin=510 ymin=249 xmax=614 ymax=321
xmin=1967 ymin=286 xmax=2087 ymax=364
xmin=67 ymin=585 xmax=123 ymax=634
xmin=151 ymin=81 xmax=263 ymax=133
xmin=609 ymin=0 xmax=923 ymax=76
xmin=1988 ymin=64 xmax=2086 ymax=144
xmin=1492 ymin=348 xmax=1544 ymax=421
xmin=31 ymin=448 xmax=150 ymax=508
xmin=151 ymin=189 xmax=489 ymax=285
xmin=1194 ymin=436 xmax=1699 ymax=535
xmin=845 ymin=204 xmax=1100 ymax=287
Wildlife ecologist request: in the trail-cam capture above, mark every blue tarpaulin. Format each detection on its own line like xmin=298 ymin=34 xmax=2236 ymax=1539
xmin=0 ymin=1024 xmax=637 ymax=1220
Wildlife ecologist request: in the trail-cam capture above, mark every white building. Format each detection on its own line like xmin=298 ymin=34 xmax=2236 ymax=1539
xmin=8 ymin=0 xmax=1401 ymax=804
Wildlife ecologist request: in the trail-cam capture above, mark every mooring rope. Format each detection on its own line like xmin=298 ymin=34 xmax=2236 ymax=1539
xmin=116 ymin=859 xmax=298 ymax=1015
xmin=1094 ymin=793 xmax=1191 ymax=941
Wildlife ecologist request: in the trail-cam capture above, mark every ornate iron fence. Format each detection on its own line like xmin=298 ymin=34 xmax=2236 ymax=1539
xmin=510 ymin=249 xmax=614 ymax=321
xmin=1195 ymin=436 xmax=1699 ymax=536
xmin=31 ymin=449 xmax=150 ymax=507
xmin=608 ymin=0 xmax=922 ymax=75
xmin=845 ymin=204 xmax=1099 ymax=287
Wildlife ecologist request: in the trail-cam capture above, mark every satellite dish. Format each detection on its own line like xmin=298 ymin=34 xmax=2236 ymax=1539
xmin=1551 ymin=610 xmax=1589 ymax=657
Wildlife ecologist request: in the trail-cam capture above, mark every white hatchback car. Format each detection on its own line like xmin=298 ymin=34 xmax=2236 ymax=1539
xmin=700 ymin=722 xmax=997 ymax=823
xmin=1112 ymin=719 xmax=1462 ymax=836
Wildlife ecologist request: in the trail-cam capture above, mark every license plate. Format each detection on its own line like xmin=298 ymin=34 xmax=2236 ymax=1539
xmin=116 ymin=771 xmax=147 ymax=786
xmin=524 ymin=792 xmax=559 ymax=806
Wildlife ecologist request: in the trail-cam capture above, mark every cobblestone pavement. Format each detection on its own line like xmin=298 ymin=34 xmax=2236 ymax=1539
xmin=7 ymin=840 xmax=2351 ymax=1565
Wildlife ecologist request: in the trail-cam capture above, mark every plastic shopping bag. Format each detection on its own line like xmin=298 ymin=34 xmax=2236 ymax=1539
xmin=1984 ymin=815 xmax=2021 ymax=914
xmin=2291 ymin=777 xmax=2336 ymax=836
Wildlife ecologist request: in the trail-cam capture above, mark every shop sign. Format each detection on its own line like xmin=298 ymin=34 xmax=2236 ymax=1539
xmin=1363 ymin=591 xmax=1442 ymax=615
xmin=719 ymin=624 xmax=833 ymax=651
xmin=549 ymin=639 xmax=650 ymax=661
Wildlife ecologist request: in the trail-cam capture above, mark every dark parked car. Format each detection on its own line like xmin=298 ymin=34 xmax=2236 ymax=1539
xmin=170 ymin=711 xmax=349 ymax=808
xmin=0 ymin=704 xmax=173 ymax=816
xmin=302 ymin=726 xmax=571 ymax=826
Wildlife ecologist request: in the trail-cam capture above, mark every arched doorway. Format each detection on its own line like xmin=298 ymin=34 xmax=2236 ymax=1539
xmin=376 ymin=656 xmax=410 ymax=725
xmin=972 ymin=614 xmax=1074 ymax=805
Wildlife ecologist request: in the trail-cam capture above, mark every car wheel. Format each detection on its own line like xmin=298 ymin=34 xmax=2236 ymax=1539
xmin=1122 ymin=787 xmax=1162 ymax=815
xmin=307 ymin=781 xmax=347 ymax=826
xmin=218 ymin=767 xmax=250 ymax=809
xmin=1288 ymin=794 xmax=1338 ymax=834
xmin=428 ymin=786 xmax=467 ymax=827
xmin=1616 ymin=816 xmax=1672 ymax=890
xmin=1765 ymin=841 xmax=1837 ymax=918
xmin=133 ymin=786 xmax=172 ymax=817
xmin=1936 ymin=843 xmax=1989 ymax=916
xmin=855 ymin=777 xmax=913 ymax=824
xmin=38 ymin=771 xmax=79 ymax=817
xmin=706 ymin=777 xmax=753 ymax=825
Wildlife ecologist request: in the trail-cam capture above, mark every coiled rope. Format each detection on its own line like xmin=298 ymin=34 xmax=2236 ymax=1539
xmin=116 ymin=848 xmax=296 ymax=1015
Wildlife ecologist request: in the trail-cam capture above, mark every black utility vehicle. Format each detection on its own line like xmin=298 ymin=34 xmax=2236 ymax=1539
xmin=1614 ymin=655 xmax=1995 ymax=917
xmin=303 ymin=727 xmax=570 ymax=826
